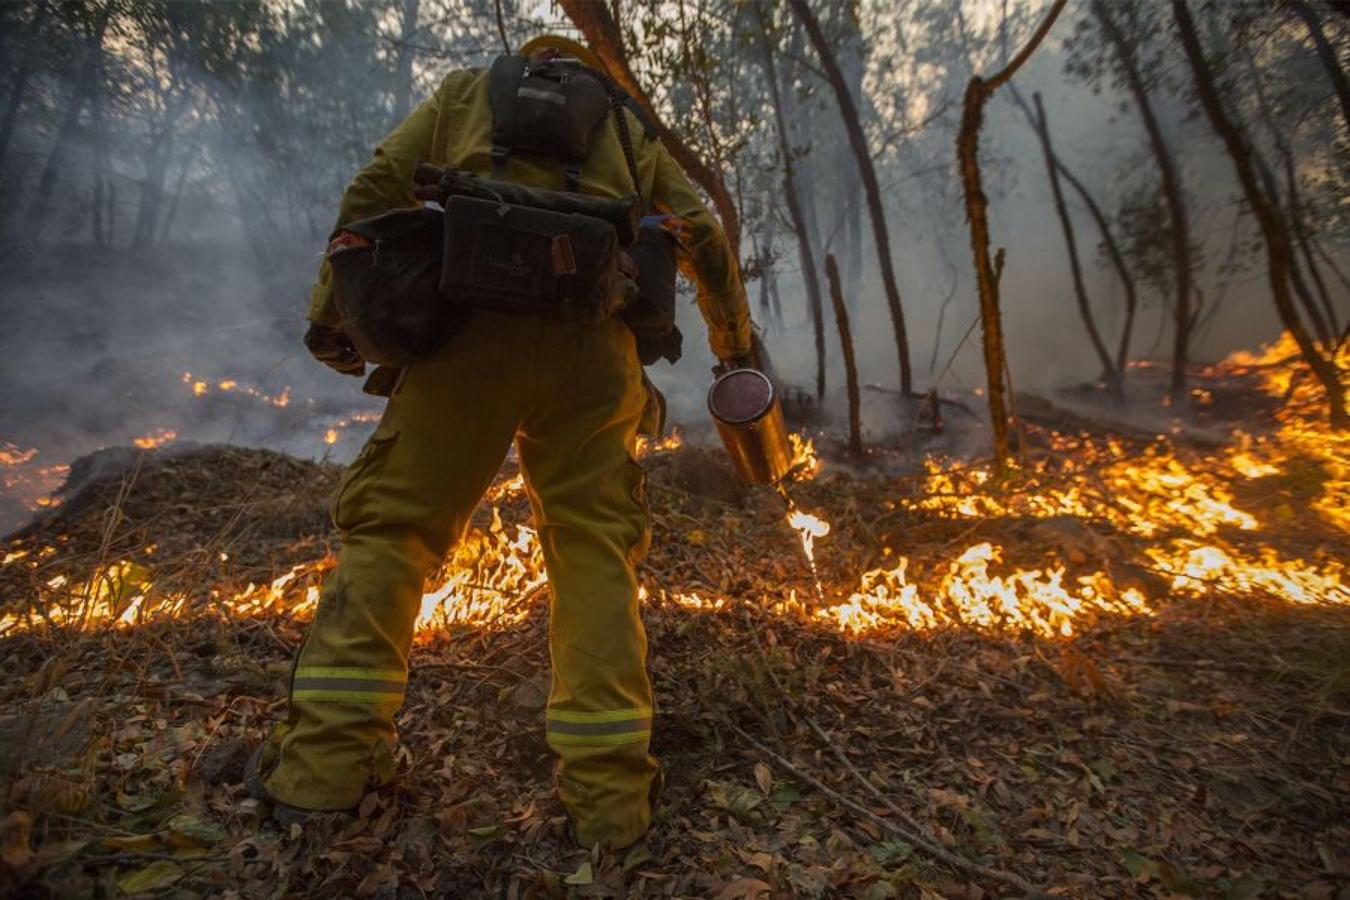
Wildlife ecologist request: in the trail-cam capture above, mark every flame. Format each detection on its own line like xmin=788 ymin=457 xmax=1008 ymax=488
xmin=3 ymin=332 xmax=1344 ymax=644
xmin=786 ymin=506 xmax=830 ymax=564
xmin=485 ymin=473 xmax=525 ymax=502
xmin=1 ymin=445 xmax=68 ymax=514
xmin=788 ymin=432 xmax=820 ymax=480
xmin=183 ymin=371 xmax=291 ymax=408
xmin=636 ymin=427 xmax=683 ymax=458
xmin=324 ymin=429 xmax=338 ymax=445
xmin=133 ymin=428 xmax=178 ymax=450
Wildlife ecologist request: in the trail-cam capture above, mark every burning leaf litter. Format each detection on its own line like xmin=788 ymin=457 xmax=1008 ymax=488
xmin=0 ymin=333 xmax=1347 ymax=896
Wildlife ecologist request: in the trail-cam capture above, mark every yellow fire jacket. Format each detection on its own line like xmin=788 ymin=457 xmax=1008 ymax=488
xmin=307 ymin=67 xmax=752 ymax=361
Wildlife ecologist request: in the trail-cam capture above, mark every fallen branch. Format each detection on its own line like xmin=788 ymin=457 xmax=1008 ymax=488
xmin=729 ymin=723 xmax=1049 ymax=897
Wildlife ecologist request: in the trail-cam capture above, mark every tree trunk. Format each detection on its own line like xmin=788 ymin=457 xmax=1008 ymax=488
xmin=1288 ymin=0 xmax=1350 ymax=136
xmin=957 ymin=0 xmax=1068 ymax=477
xmin=90 ymin=40 xmax=108 ymax=247
xmin=844 ymin=179 xmax=862 ymax=302
xmin=825 ymin=253 xmax=863 ymax=454
xmin=392 ymin=0 xmax=420 ymax=124
xmin=1031 ymin=92 xmax=1119 ymax=394
xmin=1254 ymin=153 xmax=1333 ymax=348
xmin=753 ymin=0 xmax=826 ymax=399
xmin=1054 ymin=160 xmax=1139 ymax=374
xmin=26 ymin=4 xmax=112 ymax=241
xmin=557 ymin=0 xmax=740 ymax=256
xmin=1093 ymin=0 xmax=1194 ymax=399
xmin=0 ymin=0 xmax=49 ymax=170
xmin=1236 ymin=34 xmax=1344 ymax=341
xmin=133 ymin=95 xmax=185 ymax=249
xmin=1172 ymin=0 xmax=1346 ymax=427
xmin=787 ymin=0 xmax=913 ymax=396
xmin=158 ymin=141 xmax=201 ymax=244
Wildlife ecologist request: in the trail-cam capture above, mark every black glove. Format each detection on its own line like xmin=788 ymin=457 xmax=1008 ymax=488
xmin=304 ymin=322 xmax=365 ymax=376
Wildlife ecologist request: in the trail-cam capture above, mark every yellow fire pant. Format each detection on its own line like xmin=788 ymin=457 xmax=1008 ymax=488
xmin=260 ymin=310 xmax=658 ymax=849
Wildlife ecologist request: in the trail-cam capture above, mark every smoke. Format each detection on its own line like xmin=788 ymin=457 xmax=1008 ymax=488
xmin=0 ymin=1 xmax=1338 ymax=533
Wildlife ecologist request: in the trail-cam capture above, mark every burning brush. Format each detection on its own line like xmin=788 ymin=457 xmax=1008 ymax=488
xmin=708 ymin=367 xmax=831 ymax=602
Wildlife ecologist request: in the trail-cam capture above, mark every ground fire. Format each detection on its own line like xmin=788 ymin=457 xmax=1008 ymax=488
xmin=3 ymin=0 xmax=1349 ymax=895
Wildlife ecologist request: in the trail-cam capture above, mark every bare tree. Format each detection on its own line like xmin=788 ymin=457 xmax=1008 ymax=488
xmin=26 ymin=2 xmax=113 ymax=240
xmin=786 ymin=0 xmax=914 ymax=397
xmin=1030 ymin=91 xmax=1120 ymax=395
xmin=752 ymin=0 xmax=826 ymax=400
xmin=1288 ymin=0 xmax=1350 ymax=135
xmin=957 ymin=0 xmax=1068 ymax=476
xmin=1053 ymin=161 xmax=1140 ymax=375
xmin=1092 ymin=0 xmax=1196 ymax=399
xmin=1171 ymin=0 xmax=1346 ymax=427
xmin=825 ymin=253 xmax=863 ymax=454
xmin=0 ymin=0 xmax=50 ymax=169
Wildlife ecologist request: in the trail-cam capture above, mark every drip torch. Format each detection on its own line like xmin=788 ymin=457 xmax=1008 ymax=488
xmin=707 ymin=365 xmax=828 ymax=601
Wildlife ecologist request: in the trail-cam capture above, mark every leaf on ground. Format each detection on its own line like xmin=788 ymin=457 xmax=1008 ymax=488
xmin=101 ymin=833 xmax=162 ymax=853
xmin=117 ymin=860 xmax=184 ymax=894
xmin=564 ymin=860 xmax=593 ymax=885
xmin=163 ymin=813 xmax=226 ymax=848
xmin=716 ymin=877 xmax=772 ymax=899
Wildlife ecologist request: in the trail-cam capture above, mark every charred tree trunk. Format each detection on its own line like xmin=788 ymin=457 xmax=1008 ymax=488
xmin=1243 ymin=45 xmax=1342 ymax=341
xmin=825 ymin=254 xmax=863 ymax=454
xmin=26 ymin=4 xmax=112 ymax=241
xmin=558 ymin=0 xmax=740 ymax=256
xmin=957 ymin=0 xmax=1067 ymax=477
xmin=753 ymin=1 xmax=826 ymax=399
xmin=0 ymin=0 xmax=49 ymax=170
xmin=844 ymin=179 xmax=862 ymax=302
xmin=391 ymin=0 xmax=420 ymax=124
xmin=1254 ymin=155 xmax=1334 ymax=348
xmin=1054 ymin=162 xmax=1139 ymax=374
xmin=1093 ymin=0 xmax=1195 ymax=400
xmin=1172 ymin=0 xmax=1346 ymax=427
xmin=1288 ymin=0 xmax=1350 ymax=135
xmin=1030 ymin=92 xmax=1120 ymax=395
xmin=787 ymin=0 xmax=913 ymax=396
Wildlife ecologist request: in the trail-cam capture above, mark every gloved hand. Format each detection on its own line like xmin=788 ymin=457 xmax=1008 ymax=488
xmin=304 ymin=322 xmax=365 ymax=376
xmin=713 ymin=355 xmax=755 ymax=377
xmin=412 ymin=162 xmax=451 ymax=204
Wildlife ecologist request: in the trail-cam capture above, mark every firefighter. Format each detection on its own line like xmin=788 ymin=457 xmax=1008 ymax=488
xmin=246 ymin=35 xmax=752 ymax=851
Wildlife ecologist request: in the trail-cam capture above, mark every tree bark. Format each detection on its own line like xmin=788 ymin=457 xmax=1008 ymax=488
xmin=1288 ymin=0 xmax=1350 ymax=136
xmin=1255 ymin=154 xmax=1333 ymax=348
xmin=1054 ymin=160 xmax=1139 ymax=374
xmin=0 ymin=0 xmax=49 ymax=169
xmin=826 ymin=253 xmax=863 ymax=454
xmin=787 ymin=0 xmax=913 ymax=396
xmin=1171 ymin=0 xmax=1346 ymax=427
xmin=26 ymin=3 xmax=112 ymax=241
xmin=1093 ymin=0 xmax=1194 ymax=399
xmin=1031 ymin=91 xmax=1119 ymax=394
xmin=753 ymin=1 xmax=826 ymax=400
xmin=957 ymin=0 xmax=1068 ymax=476
xmin=557 ymin=0 xmax=740 ymax=256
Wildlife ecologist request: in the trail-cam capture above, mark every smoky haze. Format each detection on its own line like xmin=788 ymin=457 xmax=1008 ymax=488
xmin=0 ymin=0 xmax=1343 ymax=531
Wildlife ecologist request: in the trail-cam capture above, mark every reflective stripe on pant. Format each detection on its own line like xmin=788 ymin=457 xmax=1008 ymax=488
xmin=261 ymin=310 xmax=658 ymax=849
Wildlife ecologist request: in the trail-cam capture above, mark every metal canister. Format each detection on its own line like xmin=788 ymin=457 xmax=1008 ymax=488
xmin=707 ymin=368 xmax=792 ymax=485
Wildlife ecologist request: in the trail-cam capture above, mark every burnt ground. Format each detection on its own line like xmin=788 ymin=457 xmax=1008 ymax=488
xmin=0 ymin=388 xmax=1347 ymax=898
